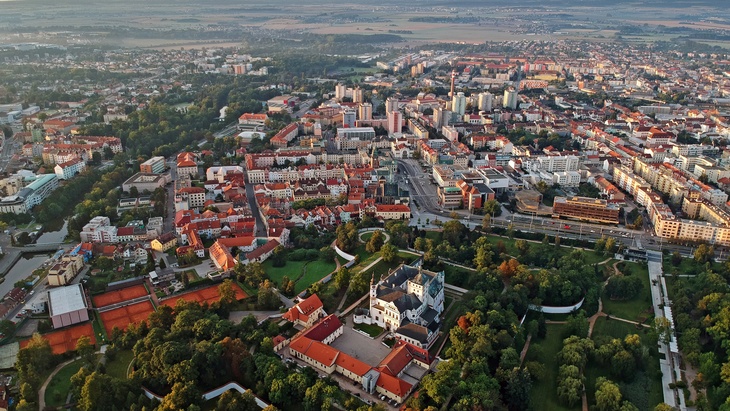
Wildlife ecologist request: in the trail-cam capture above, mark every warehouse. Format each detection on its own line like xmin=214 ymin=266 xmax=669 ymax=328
xmin=48 ymin=284 xmax=89 ymax=329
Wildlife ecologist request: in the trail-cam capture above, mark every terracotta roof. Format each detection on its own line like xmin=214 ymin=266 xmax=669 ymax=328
xmin=283 ymin=294 xmax=323 ymax=323
xmin=289 ymin=337 xmax=339 ymax=367
xmin=335 ymin=352 xmax=371 ymax=376
xmin=303 ymin=314 xmax=342 ymax=341
xmin=375 ymin=371 xmax=412 ymax=398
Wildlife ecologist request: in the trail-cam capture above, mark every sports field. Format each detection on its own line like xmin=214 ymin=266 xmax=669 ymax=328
xmin=20 ymin=323 xmax=96 ymax=355
xmin=92 ymin=284 xmax=149 ymax=308
xmin=159 ymin=283 xmax=247 ymax=308
xmin=99 ymin=301 xmax=155 ymax=335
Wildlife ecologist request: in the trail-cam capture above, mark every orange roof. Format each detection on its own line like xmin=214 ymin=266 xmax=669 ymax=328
xmin=335 ymin=352 xmax=371 ymax=376
xmin=375 ymin=371 xmax=412 ymax=398
xmin=289 ymin=337 xmax=339 ymax=367
xmin=209 ymin=241 xmax=236 ymax=271
xmin=283 ymin=294 xmax=323 ymax=323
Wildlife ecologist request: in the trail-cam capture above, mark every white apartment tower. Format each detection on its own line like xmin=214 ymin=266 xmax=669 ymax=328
xmin=478 ymin=92 xmax=493 ymax=112
xmin=503 ymin=89 xmax=518 ymax=109
xmin=452 ymin=92 xmax=467 ymax=116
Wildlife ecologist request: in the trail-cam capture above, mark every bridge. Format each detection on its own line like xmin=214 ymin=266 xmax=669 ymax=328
xmin=21 ymin=243 xmax=67 ymax=252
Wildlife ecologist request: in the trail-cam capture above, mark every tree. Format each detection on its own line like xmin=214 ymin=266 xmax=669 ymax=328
xmin=365 ymin=230 xmax=385 ymax=253
xmin=515 ymin=239 xmax=530 ymax=256
xmin=77 ymin=372 xmax=114 ymax=411
xmin=654 ymin=404 xmax=674 ymax=411
xmin=218 ymin=279 xmax=238 ymax=308
xmin=498 ymin=258 xmax=521 ymax=278
xmin=0 ymin=319 xmax=15 ymax=337
xmin=75 ymin=335 xmax=96 ymax=366
xmin=483 ymin=199 xmax=502 ymax=217
xmin=216 ymin=389 xmax=259 ymax=411
xmin=257 ymin=280 xmax=280 ymax=310
xmin=694 ymin=244 xmax=714 ymax=264
xmin=333 ymin=267 xmax=350 ymax=290
xmin=481 ymin=214 xmax=492 ymax=231
xmin=671 ymin=251 xmax=682 ymax=266
xmin=381 ymin=243 xmax=397 ymax=263
xmin=159 ymin=258 xmax=167 ymax=269
xmin=421 ymin=359 xmax=460 ymax=405
xmin=595 ymin=377 xmax=622 ymax=411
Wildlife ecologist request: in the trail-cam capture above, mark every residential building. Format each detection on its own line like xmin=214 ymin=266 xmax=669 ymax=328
xmin=54 ymin=158 xmax=86 ymax=180
xmin=150 ymin=232 xmax=178 ymax=252
xmin=140 ymin=156 xmax=166 ymax=174
xmin=0 ymin=174 xmax=59 ymax=214
xmin=283 ymin=294 xmax=325 ymax=328
xmin=552 ymin=196 xmax=620 ymax=224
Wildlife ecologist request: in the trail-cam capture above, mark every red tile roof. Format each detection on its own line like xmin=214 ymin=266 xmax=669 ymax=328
xmin=283 ymin=294 xmax=323 ymax=323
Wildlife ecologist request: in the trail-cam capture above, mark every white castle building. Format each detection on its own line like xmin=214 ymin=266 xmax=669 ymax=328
xmin=363 ymin=264 xmax=445 ymax=349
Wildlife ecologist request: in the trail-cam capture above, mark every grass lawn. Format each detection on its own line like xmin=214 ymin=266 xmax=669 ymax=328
xmin=263 ymin=259 xmax=307 ymax=286
xmin=442 ymin=263 xmax=478 ymax=289
xmin=588 ymin=317 xmax=663 ymax=410
xmin=92 ymin=311 xmax=108 ymax=342
xmin=602 ymin=262 xmax=654 ymax=323
xmin=526 ymin=323 xmax=579 ymax=411
xmin=354 ymin=322 xmax=384 ymax=338
xmin=295 ymin=260 xmax=337 ymax=293
xmin=45 ymin=359 xmax=85 ymax=407
xmin=105 ymin=349 xmax=134 ymax=379
xmin=663 ymin=256 xmax=722 ymax=276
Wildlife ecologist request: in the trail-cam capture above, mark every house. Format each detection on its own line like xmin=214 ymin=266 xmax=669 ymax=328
xmin=209 ymin=237 xmax=257 ymax=272
xmin=244 ymin=239 xmax=279 ymax=263
xmin=149 ymin=267 xmax=176 ymax=285
xmin=150 ymin=232 xmax=178 ymax=252
xmin=283 ymin=294 xmax=325 ymax=328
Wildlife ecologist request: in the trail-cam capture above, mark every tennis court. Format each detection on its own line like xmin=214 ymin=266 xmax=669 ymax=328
xmin=92 ymin=284 xmax=149 ymax=308
xmin=20 ymin=323 xmax=96 ymax=355
xmin=99 ymin=301 xmax=155 ymax=335
xmin=160 ymin=283 xmax=247 ymax=308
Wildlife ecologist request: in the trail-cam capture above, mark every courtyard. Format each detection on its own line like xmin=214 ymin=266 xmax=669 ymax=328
xmin=329 ymin=317 xmax=392 ymax=368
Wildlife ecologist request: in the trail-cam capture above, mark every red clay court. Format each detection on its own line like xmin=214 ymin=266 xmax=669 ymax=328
xmin=99 ymin=300 xmax=155 ymax=335
xmin=20 ymin=323 xmax=96 ymax=355
xmin=160 ymin=283 xmax=247 ymax=308
xmin=92 ymin=284 xmax=149 ymax=308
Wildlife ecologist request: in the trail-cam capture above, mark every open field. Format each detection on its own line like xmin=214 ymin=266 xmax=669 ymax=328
xmin=20 ymin=323 xmax=96 ymax=355
xmin=525 ymin=323 xmax=578 ymax=411
xmin=2 ymin=1 xmax=728 ymax=48
xmin=602 ymin=262 xmax=654 ymax=322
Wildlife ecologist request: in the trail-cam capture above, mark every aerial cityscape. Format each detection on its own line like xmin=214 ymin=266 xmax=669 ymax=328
xmin=0 ymin=0 xmax=729 ymax=410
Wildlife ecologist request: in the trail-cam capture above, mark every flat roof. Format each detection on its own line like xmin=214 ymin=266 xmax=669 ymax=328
xmin=48 ymin=284 xmax=87 ymax=316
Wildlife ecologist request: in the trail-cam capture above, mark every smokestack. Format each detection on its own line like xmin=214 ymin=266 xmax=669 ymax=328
xmin=449 ymin=69 xmax=456 ymax=98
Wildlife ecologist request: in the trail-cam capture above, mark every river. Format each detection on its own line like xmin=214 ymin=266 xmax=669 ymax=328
xmin=0 ymin=254 xmax=51 ymax=297
xmin=35 ymin=220 xmax=68 ymax=244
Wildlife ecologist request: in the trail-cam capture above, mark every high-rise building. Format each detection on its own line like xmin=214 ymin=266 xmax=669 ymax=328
xmin=433 ymin=107 xmax=451 ymax=128
xmin=343 ymin=110 xmax=356 ymax=128
xmin=358 ymin=102 xmax=373 ymax=121
xmin=452 ymin=92 xmax=467 ymax=116
xmin=387 ymin=111 xmax=402 ymax=135
xmin=352 ymin=87 xmax=364 ymax=104
xmin=478 ymin=92 xmax=493 ymax=112
xmin=335 ymin=83 xmax=346 ymax=101
xmin=386 ymin=97 xmax=399 ymax=113
xmin=503 ymin=89 xmax=518 ymax=110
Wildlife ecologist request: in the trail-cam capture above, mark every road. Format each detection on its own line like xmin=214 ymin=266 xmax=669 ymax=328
xmin=0 ymin=133 xmax=20 ymax=172
xmin=243 ymin=172 xmax=267 ymax=238
xmin=164 ymin=157 xmax=178 ymax=234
